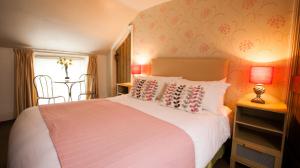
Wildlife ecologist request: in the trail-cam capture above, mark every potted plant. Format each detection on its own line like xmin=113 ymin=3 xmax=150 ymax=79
xmin=57 ymin=57 xmax=72 ymax=80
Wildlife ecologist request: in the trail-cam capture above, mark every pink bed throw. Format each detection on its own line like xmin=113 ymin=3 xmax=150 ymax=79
xmin=39 ymin=99 xmax=195 ymax=168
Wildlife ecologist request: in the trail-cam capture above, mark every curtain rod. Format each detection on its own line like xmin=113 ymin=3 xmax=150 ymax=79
xmin=33 ymin=48 xmax=92 ymax=56
xmin=0 ymin=43 xmax=100 ymax=55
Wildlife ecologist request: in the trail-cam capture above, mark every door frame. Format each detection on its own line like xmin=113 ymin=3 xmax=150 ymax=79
xmin=109 ymin=25 xmax=133 ymax=96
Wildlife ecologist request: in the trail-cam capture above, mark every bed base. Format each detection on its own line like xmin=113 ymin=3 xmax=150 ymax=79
xmin=205 ymin=144 xmax=225 ymax=168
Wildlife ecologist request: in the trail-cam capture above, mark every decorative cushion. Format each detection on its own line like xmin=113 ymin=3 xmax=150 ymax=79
xmin=177 ymin=79 xmax=230 ymax=114
xmin=130 ymin=76 xmax=183 ymax=101
xmin=160 ymin=83 xmax=206 ymax=113
xmin=140 ymin=80 xmax=159 ymax=101
xmin=180 ymin=85 xmax=205 ymax=113
xmin=160 ymin=83 xmax=186 ymax=109
xmin=130 ymin=78 xmax=146 ymax=99
xmin=130 ymin=78 xmax=159 ymax=101
xmin=160 ymin=83 xmax=177 ymax=106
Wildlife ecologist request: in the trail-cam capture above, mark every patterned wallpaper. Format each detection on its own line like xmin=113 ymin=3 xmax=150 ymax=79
xmin=132 ymin=0 xmax=295 ymax=108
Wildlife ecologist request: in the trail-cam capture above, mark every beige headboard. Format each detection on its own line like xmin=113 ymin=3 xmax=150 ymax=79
xmin=151 ymin=58 xmax=229 ymax=81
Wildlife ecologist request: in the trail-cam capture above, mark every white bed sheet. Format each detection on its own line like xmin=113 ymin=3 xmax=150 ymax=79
xmin=8 ymin=95 xmax=231 ymax=168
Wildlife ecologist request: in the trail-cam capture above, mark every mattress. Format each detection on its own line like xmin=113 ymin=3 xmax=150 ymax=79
xmin=8 ymin=95 xmax=231 ymax=168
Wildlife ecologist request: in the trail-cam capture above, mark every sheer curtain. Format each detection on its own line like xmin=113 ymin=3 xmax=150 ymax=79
xmin=87 ymin=55 xmax=99 ymax=99
xmin=14 ymin=48 xmax=37 ymax=116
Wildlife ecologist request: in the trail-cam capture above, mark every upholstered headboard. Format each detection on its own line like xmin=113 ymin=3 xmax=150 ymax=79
xmin=151 ymin=58 xmax=229 ymax=81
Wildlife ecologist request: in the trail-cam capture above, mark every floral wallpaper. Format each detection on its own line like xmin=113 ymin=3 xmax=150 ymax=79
xmin=132 ymin=0 xmax=295 ymax=108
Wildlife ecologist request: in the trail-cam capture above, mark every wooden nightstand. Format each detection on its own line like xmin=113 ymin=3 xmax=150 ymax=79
xmin=116 ymin=83 xmax=132 ymax=95
xmin=230 ymin=99 xmax=287 ymax=168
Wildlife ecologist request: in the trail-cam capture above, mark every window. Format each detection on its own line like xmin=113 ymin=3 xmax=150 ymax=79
xmin=34 ymin=53 xmax=88 ymax=104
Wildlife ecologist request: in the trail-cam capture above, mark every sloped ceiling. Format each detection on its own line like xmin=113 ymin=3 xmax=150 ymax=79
xmin=0 ymin=0 xmax=170 ymax=54
xmin=116 ymin=0 xmax=171 ymax=11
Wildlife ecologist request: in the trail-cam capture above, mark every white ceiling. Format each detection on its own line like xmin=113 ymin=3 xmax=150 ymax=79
xmin=0 ymin=0 xmax=170 ymax=54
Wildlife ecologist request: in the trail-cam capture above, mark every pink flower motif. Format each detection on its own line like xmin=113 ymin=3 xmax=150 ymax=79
xmin=139 ymin=39 xmax=144 ymax=44
xmin=239 ymin=40 xmax=254 ymax=52
xmin=170 ymin=47 xmax=178 ymax=54
xmin=170 ymin=16 xmax=179 ymax=25
xmin=242 ymin=0 xmax=257 ymax=10
xmin=139 ymin=13 xmax=145 ymax=20
xmin=184 ymin=0 xmax=195 ymax=6
xmin=184 ymin=30 xmax=194 ymax=39
xmin=200 ymin=8 xmax=211 ymax=19
xmin=159 ymin=35 xmax=166 ymax=42
xmin=199 ymin=43 xmax=209 ymax=53
xmin=159 ymin=6 xmax=167 ymax=13
xmin=267 ymin=15 xmax=285 ymax=29
xmin=149 ymin=22 xmax=156 ymax=30
xmin=218 ymin=24 xmax=231 ymax=35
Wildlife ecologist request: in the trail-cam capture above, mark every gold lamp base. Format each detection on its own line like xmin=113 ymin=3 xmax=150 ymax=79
xmin=251 ymin=97 xmax=265 ymax=104
xmin=251 ymin=84 xmax=265 ymax=104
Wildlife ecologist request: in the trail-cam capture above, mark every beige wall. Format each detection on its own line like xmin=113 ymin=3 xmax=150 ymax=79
xmin=132 ymin=0 xmax=295 ymax=108
xmin=0 ymin=47 xmax=15 ymax=121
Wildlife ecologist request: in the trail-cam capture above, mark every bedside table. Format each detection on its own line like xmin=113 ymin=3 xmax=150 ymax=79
xmin=230 ymin=99 xmax=287 ymax=168
xmin=116 ymin=83 xmax=132 ymax=95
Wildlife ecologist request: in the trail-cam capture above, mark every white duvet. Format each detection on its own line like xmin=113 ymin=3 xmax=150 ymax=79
xmin=8 ymin=95 xmax=231 ymax=168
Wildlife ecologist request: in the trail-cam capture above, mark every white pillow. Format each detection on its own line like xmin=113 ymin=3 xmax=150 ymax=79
xmin=135 ymin=75 xmax=183 ymax=81
xmin=177 ymin=79 xmax=230 ymax=114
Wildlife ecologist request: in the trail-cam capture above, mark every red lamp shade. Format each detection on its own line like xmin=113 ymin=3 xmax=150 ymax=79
xmin=131 ymin=64 xmax=141 ymax=75
xmin=250 ymin=66 xmax=274 ymax=84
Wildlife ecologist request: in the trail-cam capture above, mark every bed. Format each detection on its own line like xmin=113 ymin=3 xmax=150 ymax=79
xmin=8 ymin=58 xmax=231 ymax=168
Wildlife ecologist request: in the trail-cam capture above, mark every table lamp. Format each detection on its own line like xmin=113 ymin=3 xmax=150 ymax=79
xmin=249 ymin=66 xmax=274 ymax=104
xmin=131 ymin=64 xmax=141 ymax=77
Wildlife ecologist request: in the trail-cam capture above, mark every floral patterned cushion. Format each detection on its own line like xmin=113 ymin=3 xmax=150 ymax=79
xmin=180 ymin=85 xmax=205 ymax=113
xmin=160 ymin=83 xmax=205 ymax=113
xmin=130 ymin=78 xmax=146 ymax=99
xmin=141 ymin=80 xmax=159 ymax=101
xmin=130 ymin=78 xmax=159 ymax=101
xmin=160 ymin=83 xmax=186 ymax=109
